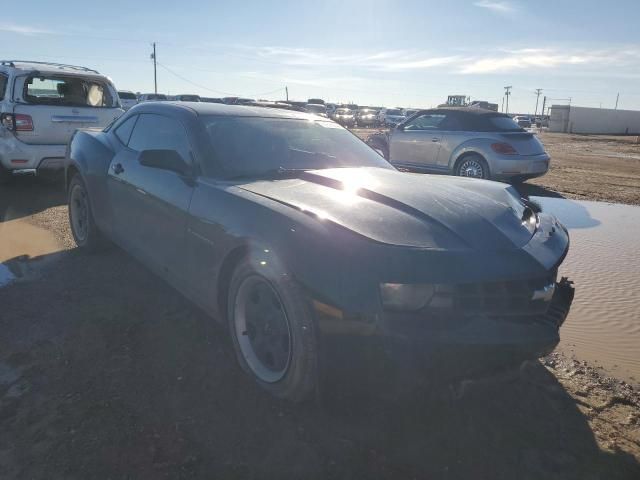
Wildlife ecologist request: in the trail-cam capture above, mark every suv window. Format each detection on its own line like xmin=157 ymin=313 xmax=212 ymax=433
xmin=404 ymin=113 xmax=446 ymax=131
xmin=0 ymin=74 xmax=7 ymax=101
xmin=24 ymin=76 xmax=115 ymax=107
xmin=128 ymin=114 xmax=191 ymax=162
xmin=114 ymin=115 xmax=138 ymax=145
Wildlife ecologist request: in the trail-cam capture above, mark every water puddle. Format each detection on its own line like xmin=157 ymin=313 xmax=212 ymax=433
xmin=0 ymin=218 xmax=63 ymax=288
xmin=534 ymin=197 xmax=640 ymax=384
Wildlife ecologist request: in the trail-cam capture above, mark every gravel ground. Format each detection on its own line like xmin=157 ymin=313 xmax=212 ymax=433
xmin=1 ymin=166 xmax=639 ymax=478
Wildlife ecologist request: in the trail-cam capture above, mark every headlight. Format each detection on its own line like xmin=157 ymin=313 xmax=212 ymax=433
xmin=380 ymin=283 xmax=435 ymax=311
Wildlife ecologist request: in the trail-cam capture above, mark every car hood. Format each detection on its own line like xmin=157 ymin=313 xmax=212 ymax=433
xmin=237 ymin=167 xmax=535 ymax=251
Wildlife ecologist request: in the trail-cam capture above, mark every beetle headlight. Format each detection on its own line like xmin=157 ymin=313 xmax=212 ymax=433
xmin=380 ymin=283 xmax=435 ymax=311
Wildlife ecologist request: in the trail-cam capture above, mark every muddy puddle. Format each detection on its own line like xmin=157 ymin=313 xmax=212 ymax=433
xmin=0 ymin=218 xmax=63 ymax=287
xmin=534 ymin=197 xmax=640 ymax=384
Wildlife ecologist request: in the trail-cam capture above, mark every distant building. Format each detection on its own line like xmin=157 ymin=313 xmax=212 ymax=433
xmin=549 ymin=105 xmax=640 ymax=134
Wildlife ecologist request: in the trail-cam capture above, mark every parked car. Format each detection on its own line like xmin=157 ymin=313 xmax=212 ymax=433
xmin=513 ymin=116 xmax=532 ymax=128
xmin=65 ymin=102 xmax=573 ymax=401
xmin=138 ymin=93 xmax=168 ymax=102
xmin=325 ymin=103 xmax=337 ymax=118
xmin=202 ymin=97 xmax=224 ymax=104
xmin=366 ymin=108 xmax=551 ymax=182
xmin=117 ymin=90 xmax=138 ymax=111
xmin=171 ymin=94 xmax=201 ymax=102
xmin=378 ymin=108 xmax=405 ymax=127
xmin=0 ymin=60 xmax=124 ymax=182
xmin=356 ymin=108 xmax=377 ymax=127
xmin=304 ymin=103 xmax=328 ymax=117
xmin=334 ymin=108 xmax=355 ymax=127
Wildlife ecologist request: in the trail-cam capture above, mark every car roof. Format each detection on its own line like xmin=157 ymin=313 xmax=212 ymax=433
xmin=0 ymin=60 xmax=106 ymax=78
xmin=419 ymin=107 xmax=510 ymax=117
xmin=133 ymin=101 xmax=323 ymax=120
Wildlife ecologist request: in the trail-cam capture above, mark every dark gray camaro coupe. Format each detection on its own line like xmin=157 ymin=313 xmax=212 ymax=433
xmin=65 ymin=102 xmax=573 ymax=401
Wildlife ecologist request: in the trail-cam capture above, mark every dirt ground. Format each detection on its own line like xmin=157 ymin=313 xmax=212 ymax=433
xmin=1 ymin=150 xmax=640 ymax=478
xmin=353 ymin=129 xmax=640 ymax=205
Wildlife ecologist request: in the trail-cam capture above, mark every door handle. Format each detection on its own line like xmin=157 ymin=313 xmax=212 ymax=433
xmin=112 ymin=163 xmax=124 ymax=175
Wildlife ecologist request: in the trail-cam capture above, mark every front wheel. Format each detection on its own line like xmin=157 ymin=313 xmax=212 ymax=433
xmin=456 ymin=154 xmax=489 ymax=180
xmin=228 ymin=259 xmax=317 ymax=402
xmin=68 ymin=174 xmax=107 ymax=251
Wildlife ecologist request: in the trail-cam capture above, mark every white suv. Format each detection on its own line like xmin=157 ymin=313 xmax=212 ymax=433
xmin=0 ymin=60 xmax=124 ymax=182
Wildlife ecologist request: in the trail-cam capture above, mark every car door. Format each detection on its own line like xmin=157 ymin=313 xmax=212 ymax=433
xmin=431 ymin=113 xmax=466 ymax=170
xmin=388 ymin=113 xmax=446 ymax=171
xmin=107 ymin=113 xmax=196 ymax=283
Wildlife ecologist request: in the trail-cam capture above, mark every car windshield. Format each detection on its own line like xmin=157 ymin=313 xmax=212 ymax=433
xmin=386 ymin=109 xmax=402 ymax=115
xmin=204 ymin=116 xmax=392 ymax=178
xmin=24 ymin=75 xmax=116 ymax=107
xmin=359 ymin=109 xmax=374 ymax=114
xmin=178 ymin=95 xmax=200 ymax=101
xmin=336 ymin=109 xmax=352 ymax=114
xmin=485 ymin=115 xmax=526 ymax=132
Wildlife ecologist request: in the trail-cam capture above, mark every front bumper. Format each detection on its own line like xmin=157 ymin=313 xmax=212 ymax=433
xmin=317 ymin=278 xmax=574 ymax=386
xmin=491 ymin=152 xmax=551 ymax=180
xmin=0 ymin=133 xmax=66 ymax=174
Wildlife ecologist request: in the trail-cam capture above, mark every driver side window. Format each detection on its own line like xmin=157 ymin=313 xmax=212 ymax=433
xmin=405 ymin=113 xmax=446 ymax=131
xmin=128 ymin=114 xmax=191 ymax=163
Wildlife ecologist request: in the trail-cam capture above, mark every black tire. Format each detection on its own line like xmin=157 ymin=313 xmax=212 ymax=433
xmin=455 ymin=154 xmax=490 ymax=180
xmin=67 ymin=174 xmax=108 ymax=251
xmin=228 ymin=258 xmax=317 ymax=402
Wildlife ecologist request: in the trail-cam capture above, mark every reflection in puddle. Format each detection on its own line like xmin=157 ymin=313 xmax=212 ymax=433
xmin=534 ymin=197 xmax=640 ymax=384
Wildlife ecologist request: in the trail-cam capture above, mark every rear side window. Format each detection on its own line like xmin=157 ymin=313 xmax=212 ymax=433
xmin=0 ymin=74 xmax=7 ymax=101
xmin=114 ymin=115 xmax=138 ymax=145
xmin=118 ymin=91 xmax=137 ymax=100
xmin=128 ymin=114 xmax=191 ymax=162
xmin=24 ymin=76 xmax=115 ymax=107
xmin=483 ymin=116 xmax=524 ymax=132
xmin=404 ymin=114 xmax=446 ymax=130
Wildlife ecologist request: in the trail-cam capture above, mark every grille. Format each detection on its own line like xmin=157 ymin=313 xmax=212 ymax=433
xmin=428 ymin=276 xmax=556 ymax=316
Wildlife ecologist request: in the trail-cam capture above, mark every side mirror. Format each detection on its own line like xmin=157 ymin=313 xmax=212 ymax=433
xmin=139 ymin=149 xmax=191 ymax=176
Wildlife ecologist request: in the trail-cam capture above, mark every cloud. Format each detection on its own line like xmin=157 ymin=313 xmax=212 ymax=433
xmin=458 ymin=48 xmax=637 ymax=74
xmin=473 ymin=1 xmax=515 ymax=13
xmin=228 ymin=44 xmax=640 ymax=77
xmin=0 ymin=22 xmax=52 ymax=36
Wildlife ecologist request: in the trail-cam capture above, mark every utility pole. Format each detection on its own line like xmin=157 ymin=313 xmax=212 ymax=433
xmin=534 ymin=88 xmax=542 ymax=117
xmin=615 ymin=92 xmax=619 ymax=110
xmin=504 ymin=86 xmax=512 ymax=114
xmin=540 ymin=96 xmax=547 ymax=119
xmin=285 ymin=86 xmax=289 ymax=102
xmin=150 ymin=42 xmax=157 ymax=94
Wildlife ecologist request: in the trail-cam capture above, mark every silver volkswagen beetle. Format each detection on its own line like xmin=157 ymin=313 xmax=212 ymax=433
xmin=366 ymin=108 xmax=550 ymax=182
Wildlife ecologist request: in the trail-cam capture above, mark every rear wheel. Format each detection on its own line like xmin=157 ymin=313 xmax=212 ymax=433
xmin=228 ymin=259 xmax=317 ymax=402
xmin=68 ymin=174 xmax=107 ymax=251
xmin=456 ymin=154 xmax=489 ymax=180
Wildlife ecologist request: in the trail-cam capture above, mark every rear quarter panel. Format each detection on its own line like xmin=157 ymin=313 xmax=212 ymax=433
xmin=443 ymin=134 xmax=496 ymax=171
xmin=66 ymin=129 xmax=115 ymax=235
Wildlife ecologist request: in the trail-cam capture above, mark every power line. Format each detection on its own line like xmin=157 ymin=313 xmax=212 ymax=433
xmin=156 ymin=62 xmax=240 ymax=96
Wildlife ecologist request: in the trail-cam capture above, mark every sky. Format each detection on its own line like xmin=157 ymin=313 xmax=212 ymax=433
xmin=2 ymin=0 xmax=640 ymax=114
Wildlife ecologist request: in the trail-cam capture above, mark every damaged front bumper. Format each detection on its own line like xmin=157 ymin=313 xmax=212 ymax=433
xmin=318 ymin=278 xmax=575 ymax=385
